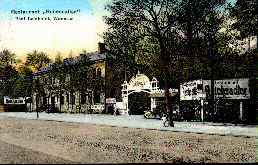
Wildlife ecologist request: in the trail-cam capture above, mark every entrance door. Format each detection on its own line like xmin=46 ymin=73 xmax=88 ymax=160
xmin=107 ymin=105 xmax=114 ymax=114
xmin=128 ymin=92 xmax=150 ymax=115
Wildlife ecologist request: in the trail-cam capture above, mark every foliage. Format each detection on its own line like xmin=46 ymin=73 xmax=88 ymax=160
xmin=0 ymin=49 xmax=20 ymax=67
xmin=229 ymin=0 xmax=256 ymax=39
xmin=0 ymin=49 xmax=20 ymax=97
xmin=155 ymin=101 xmax=167 ymax=118
xmin=12 ymin=71 xmax=33 ymax=97
xmin=103 ymin=0 xmax=231 ymax=126
xmin=104 ymin=0 xmax=182 ymax=126
xmin=25 ymin=50 xmax=51 ymax=71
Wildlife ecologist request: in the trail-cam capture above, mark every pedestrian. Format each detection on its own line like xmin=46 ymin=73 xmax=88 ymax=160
xmin=162 ymin=114 xmax=167 ymax=127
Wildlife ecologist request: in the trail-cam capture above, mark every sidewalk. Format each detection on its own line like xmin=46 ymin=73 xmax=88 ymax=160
xmin=0 ymin=112 xmax=257 ymax=137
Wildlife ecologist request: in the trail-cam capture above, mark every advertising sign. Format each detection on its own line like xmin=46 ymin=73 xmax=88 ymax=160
xmin=4 ymin=96 xmax=26 ymax=104
xmin=91 ymin=105 xmax=104 ymax=110
xmin=180 ymin=78 xmax=250 ymax=100
xmin=203 ymin=78 xmax=250 ymax=99
xmin=106 ymin=98 xmax=116 ymax=104
xmin=180 ymin=80 xmax=203 ymax=100
xmin=127 ymin=73 xmax=151 ymax=91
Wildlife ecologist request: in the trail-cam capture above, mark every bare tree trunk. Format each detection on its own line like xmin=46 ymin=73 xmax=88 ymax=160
xmin=47 ymin=95 xmax=49 ymax=113
xmin=29 ymin=94 xmax=32 ymax=112
xmin=79 ymin=92 xmax=81 ymax=113
xmin=104 ymin=58 xmax=107 ymax=114
xmin=248 ymin=37 xmax=251 ymax=50
xmin=59 ymin=91 xmax=61 ymax=114
xmin=210 ymin=35 xmax=216 ymax=122
xmin=210 ymin=65 xmax=215 ymax=121
xmin=36 ymin=94 xmax=39 ymax=118
xmin=72 ymin=94 xmax=73 ymax=110
xmin=159 ymin=38 xmax=174 ymax=127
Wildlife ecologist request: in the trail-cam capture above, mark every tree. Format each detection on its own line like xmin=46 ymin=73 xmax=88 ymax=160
xmin=13 ymin=65 xmax=33 ymax=98
xmin=229 ymin=0 xmax=256 ymax=49
xmin=104 ymin=0 xmax=179 ymax=126
xmin=25 ymin=50 xmax=51 ymax=117
xmin=0 ymin=49 xmax=20 ymax=97
xmin=25 ymin=50 xmax=51 ymax=71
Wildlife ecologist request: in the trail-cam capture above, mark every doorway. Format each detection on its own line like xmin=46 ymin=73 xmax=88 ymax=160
xmin=128 ymin=92 xmax=150 ymax=115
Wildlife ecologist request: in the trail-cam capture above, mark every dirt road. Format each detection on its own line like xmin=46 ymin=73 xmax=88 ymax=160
xmin=0 ymin=116 xmax=257 ymax=163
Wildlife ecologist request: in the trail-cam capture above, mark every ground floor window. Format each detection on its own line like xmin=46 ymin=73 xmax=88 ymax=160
xmin=51 ymin=96 xmax=55 ymax=104
xmin=66 ymin=93 xmax=69 ymax=103
xmin=88 ymin=91 xmax=92 ymax=104
xmin=81 ymin=91 xmax=86 ymax=104
xmin=60 ymin=95 xmax=64 ymax=105
xmin=71 ymin=93 xmax=75 ymax=105
xmin=94 ymin=89 xmax=101 ymax=103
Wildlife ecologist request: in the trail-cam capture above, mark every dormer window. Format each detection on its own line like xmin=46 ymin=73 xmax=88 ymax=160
xmin=97 ymin=68 xmax=101 ymax=77
xmin=93 ymin=68 xmax=96 ymax=77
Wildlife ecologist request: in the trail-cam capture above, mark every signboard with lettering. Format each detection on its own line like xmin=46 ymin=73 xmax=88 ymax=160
xmin=90 ymin=104 xmax=104 ymax=110
xmin=203 ymin=78 xmax=250 ymax=99
xmin=127 ymin=73 xmax=151 ymax=91
xmin=4 ymin=96 xmax=26 ymax=104
xmin=180 ymin=80 xmax=203 ymax=100
xmin=180 ymin=78 xmax=250 ymax=100
xmin=106 ymin=98 xmax=116 ymax=104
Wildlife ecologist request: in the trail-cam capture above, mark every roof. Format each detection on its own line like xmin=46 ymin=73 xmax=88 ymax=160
xmin=148 ymin=92 xmax=178 ymax=98
xmin=34 ymin=51 xmax=109 ymax=74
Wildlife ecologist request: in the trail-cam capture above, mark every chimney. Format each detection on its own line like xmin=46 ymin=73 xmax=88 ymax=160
xmin=98 ymin=42 xmax=106 ymax=54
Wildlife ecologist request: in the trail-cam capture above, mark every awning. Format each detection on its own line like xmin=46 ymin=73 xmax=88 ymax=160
xmin=148 ymin=92 xmax=178 ymax=98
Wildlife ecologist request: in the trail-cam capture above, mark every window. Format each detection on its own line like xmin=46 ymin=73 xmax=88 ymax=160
xmin=97 ymin=68 xmax=101 ymax=77
xmin=51 ymin=96 xmax=55 ymax=104
xmin=66 ymin=93 xmax=69 ymax=103
xmin=70 ymin=92 xmax=75 ymax=105
xmin=192 ymin=87 xmax=197 ymax=95
xmin=81 ymin=91 xmax=86 ymax=104
xmin=60 ymin=95 xmax=64 ymax=105
xmin=72 ymin=95 xmax=75 ymax=105
xmin=93 ymin=69 xmax=96 ymax=77
xmin=88 ymin=91 xmax=92 ymax=104
xmin=94 ymin=89 xmax=101 ymax=103
xmin=197 ymin=84 xmax=203 ymax=91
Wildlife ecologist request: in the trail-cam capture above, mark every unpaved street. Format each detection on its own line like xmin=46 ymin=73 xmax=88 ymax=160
xmin=0 ymin=116 xmax=257 ymax=163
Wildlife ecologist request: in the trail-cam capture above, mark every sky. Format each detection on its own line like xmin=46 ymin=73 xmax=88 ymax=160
xmin=0 ymin=0 xmax=112 ymax=61
xmin=0 ymin=0 xmax=251 ymax=62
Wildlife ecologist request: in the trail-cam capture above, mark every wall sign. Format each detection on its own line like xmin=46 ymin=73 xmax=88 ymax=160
xmin=203 ymin=78 xmax=250 ymax=99
xmin=180 ymin=78 xmax=250 ymax=100
xmin=180 ymin=80 xmax=203 ymax=100
xmin=4 ymin=96 xmax=26 ymax=104
xmin=106 ymin=98 xmax=116 ymax=104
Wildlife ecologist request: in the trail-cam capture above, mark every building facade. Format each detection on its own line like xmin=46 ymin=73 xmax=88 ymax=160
xmin=30 ymin=43 xmax=117 ymax=114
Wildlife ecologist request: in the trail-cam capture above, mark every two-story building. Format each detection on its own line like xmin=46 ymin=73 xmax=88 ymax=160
xmin=30 ymin=43 xmax=120 ymax=114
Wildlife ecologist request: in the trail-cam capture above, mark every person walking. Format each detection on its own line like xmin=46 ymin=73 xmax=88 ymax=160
xmin=162 ymin=114 xmax=167 ymax=127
